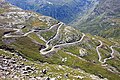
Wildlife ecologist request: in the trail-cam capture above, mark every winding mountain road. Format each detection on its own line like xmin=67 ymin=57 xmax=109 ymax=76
xmin=2 ymin=23 xmax=86 ymax=55
xmin=38 ymin=22 xmax=62 ymax=33
xmin=96 ymin=40 xmax=103 ymax=63
xmin=36 ymin=23 xmax=62 ymax=43
xmin=2 ymin=22 xmax=65 ymax=55
xmin=4 ymin=28 xmax=35 ymax=38
xmin=96 ymin=40 xmax=115 ymax=64
xmin=2 ymin=22 xmax=116 ymax=60
xmin=40 ymin=33 xmax=85 ymax=55
xmin=3 ymin=22 xmax=61 ymax=38
xmin=40 ymin=22 xmax=63 ymax=55
xmin=54 ymin=33 xmax=85 ymax=48
xmin=102 ymin=46 xmax=115 ymax=63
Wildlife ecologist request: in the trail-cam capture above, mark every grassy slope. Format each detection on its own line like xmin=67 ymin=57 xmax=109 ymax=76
xmin=10 ymin=37 xmax=44 ymax=61
xmin=45 ymin=50 xmax=120 ymax=80
xmin=29 ymin=32 xmax=46 ymax=45
xmin=41 ymin=31 xmax=55 ymax=41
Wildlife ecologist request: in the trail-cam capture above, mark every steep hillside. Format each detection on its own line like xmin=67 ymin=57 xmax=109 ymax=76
xmin=0 ymin=0 xmax=120 ymax=80
xmin=71 ymin=0 xmax=120 ymax=39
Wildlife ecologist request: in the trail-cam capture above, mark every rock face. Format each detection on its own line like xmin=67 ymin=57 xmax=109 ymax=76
xmin=6 ymin=0 xmax=98 ymax=23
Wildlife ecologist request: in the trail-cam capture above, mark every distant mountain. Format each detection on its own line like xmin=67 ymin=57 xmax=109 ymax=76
xmin=71 ymin=0 xmax=120 ymax=39
xmin=6 ymin=0 xmax=98 ymax=23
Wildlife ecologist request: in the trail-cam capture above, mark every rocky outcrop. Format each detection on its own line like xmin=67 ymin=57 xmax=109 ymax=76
xmin=79 ymin=48 xmax=88 ymax=57
xmin=0 ymin=51 xmax=57 ymax=80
